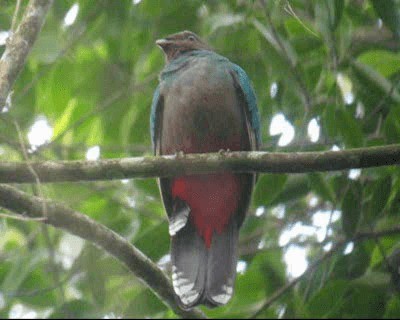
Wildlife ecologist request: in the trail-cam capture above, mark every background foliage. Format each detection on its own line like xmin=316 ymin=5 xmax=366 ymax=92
xmin=1 ymin=0 xmax=400 ymax=318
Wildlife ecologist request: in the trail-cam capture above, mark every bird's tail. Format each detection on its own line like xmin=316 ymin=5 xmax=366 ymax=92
xmin=170 ymin=216 xmax=238 ymax=309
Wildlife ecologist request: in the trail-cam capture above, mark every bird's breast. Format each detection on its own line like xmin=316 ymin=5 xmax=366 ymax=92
xmin=161 ymin=60 xmax=247 ymax=154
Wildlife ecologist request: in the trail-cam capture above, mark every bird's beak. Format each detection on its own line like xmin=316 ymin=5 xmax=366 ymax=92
xmin=156 ymin=38 xmax=172 ymax=49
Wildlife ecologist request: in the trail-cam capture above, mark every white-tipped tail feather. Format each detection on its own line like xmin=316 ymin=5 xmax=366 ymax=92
xmin=171 ymin=214 xmax=238 ymax=308
xmin=172 ymin=266 xmax=201 ymax=305
xmin=210 ymin=284 xmax=233 ymax=305
xmin=169 ymin=200 xmax=190 ymax=236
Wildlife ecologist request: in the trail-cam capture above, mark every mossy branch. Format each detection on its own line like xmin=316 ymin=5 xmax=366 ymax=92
xmin=0 ymin=0 xmax=53 ymax=109
xmin=0 ymin=144 xmax=399 ymax=183
xmin=0 ymin=184 xmax=206 ymax=319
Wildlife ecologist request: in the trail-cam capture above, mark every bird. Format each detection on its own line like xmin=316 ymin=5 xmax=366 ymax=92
xmin=150 ymin=30 xmax=261 ymax=309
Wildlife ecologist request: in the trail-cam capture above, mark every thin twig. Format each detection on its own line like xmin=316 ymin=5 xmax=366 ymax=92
xmin=41 ymin=224 xmax=66 ymax=302
xmin=284 ymin=1 xmax=319 ymax=38
xmin=259 ymin=0 xmax=312 ymax=112
xmin=251 ymin=241 xmax=342 ymax=318
xmin=32 ymin=71 xmax=158 ymax=155
xmin=0 ymin=212 xmax=46 ymax=221
xmin=14 ymin=119 xmax=65 ymax=301
xmin=250 ymin=226 xmax=400 ymax=317
xmin=366 ymin=76 xmax=400 ymax=122
xmin=7 ymin=276 xmax=70 ymax=298
xmin=16 ymin=1 xmax=105 ymax=102
xmin=13 ymin=120 xmax=48 ymax=217
xmin=10 ymin=0 xmax=23 ymax=33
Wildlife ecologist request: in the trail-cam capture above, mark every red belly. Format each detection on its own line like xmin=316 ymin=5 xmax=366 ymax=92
xmin=172 ymin=173 xmax=241 ymax=248
xmin=161 ymin=106 xmax=248 ymax=248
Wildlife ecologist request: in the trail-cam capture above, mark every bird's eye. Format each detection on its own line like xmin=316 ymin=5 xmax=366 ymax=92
xmin=188 ymin=35 xmax=196 ymax=41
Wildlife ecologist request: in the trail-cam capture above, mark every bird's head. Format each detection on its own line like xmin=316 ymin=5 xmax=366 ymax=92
xmin=156 ymin=30 xmax=211 ymax=62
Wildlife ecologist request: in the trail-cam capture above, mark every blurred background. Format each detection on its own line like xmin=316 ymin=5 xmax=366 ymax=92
xmin=1 ymin=0 xmax=400 ymax=318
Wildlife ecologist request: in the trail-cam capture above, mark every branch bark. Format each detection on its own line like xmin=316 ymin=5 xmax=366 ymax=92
xmin=0 ymin=0 xmax=53 ymax=109
xmin=0 ymin=184 xmax=205 ymax=319
xmin=351 ymin=27 xmax=400 ymax=56
xmin=0 ymin=144 xmax=399 ymax=183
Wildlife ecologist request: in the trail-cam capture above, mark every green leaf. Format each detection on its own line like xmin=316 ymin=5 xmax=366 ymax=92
xmin=341 ymin=181 xmax=362 ymax=237
xmin=333 ymin=0 xmax=345 ymax=29
xmin=0 ymin=227 xmax=26 ymax=251
xmin=52 ymin=98 xmax=78 ymax=139
xmin=83 ymin=247 xmax=106 ymax=305
xmin=308 ymin=173 xmax=336 ymax=202
xmin=133 ymin=222 xmax=169 ymax=261
xmin=124 ymin=289 xmax=166 ymax=318
xmin=351 ymin=271 xmax=390 ymax=290
xmin=284 ymin=16 xmax=320 ymax=39
xmin=369 ymin=235 xmax=399 ymax=269
xmin=342 ymin=275 xmax=388 ymax=318
xmin=306 ymin=280 xmax=348 ymax=318
xmin=331 ymin=244 xmax=370 ymax=279
xmin=367 ymin=175 xmax=392 ymax=221
xmin=207 ymin=13 xmax=245 ymax=32
xmin=86 ymin=117 xmax=103 ymax=146
xmin=384 ymin=107 xmax=400 ymax=144
xmin=1 ymin=250 xmax=44 ymax=294
xmin=336 ymin=108 xmax=364 ymax=148
xmin=253 ymin=174 xmax=287 ymax=207
xmin=358 ymin=50 xmax=400 ymax=78
xmin=30 ymin=30 xmax=63 ymax=64
xmin=19 ymin=264 xmax=58 ymax=307
xmin=384 ymin=296 xmax=400 ymax=318
xmin=371 ymin=0 xmax=400 ymax=38
xmin=315 ymin=0 xmax=344 ymax=34
xmin=49 ymin=300 xmax=95 ymax=319
xmin=271 ymin=176 xmax=310 ymax=205
xmin=3 ymin=0 xmax=400 ymax=317
xmin=352 ymin=60 xmax=400 ymax=104
xmin=323 ymin=104 xmax=338 ymax=138
xmin=386 ymin=174 xmax=400 ymax=214
xmin=252 ymin=18 xmax=298 ymax=66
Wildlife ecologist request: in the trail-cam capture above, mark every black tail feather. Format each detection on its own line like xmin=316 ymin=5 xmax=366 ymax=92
xmin=171 ymin=221 xmax=206 ymax=308
xmin=170 ymin=215 xmax=239 ymax=309
xmin=205 ymin=217 xmax=238 ymax=306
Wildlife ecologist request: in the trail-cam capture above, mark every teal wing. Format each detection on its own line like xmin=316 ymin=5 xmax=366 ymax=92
xmin=150 ymin=84 xmax=162 ymax=153
xmin=230 ymin=63 xmax=261 ymax=148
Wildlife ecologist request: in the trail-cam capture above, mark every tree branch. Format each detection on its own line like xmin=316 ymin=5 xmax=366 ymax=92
xmin=0 ymin=0 xmax=53 ymax=109
xmin=0 ymin=144 xmax=399 ymax=183
xmin=351 ymin=27 xmax=400 ymax=56
xmin=0 ymin=184 xmax=206 ymax=319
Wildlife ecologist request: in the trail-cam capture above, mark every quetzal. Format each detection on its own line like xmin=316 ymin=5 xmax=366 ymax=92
xmin=150 ymin=30 xmax=261 ymax=308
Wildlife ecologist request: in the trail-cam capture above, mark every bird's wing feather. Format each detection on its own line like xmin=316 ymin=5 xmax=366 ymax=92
xmin=150 ymin=84 xmax=162 ymax=152
xmin=228 ymin=63 xmax=261 ymax=226
xmin=150 ymin=84 xmax=176 ymax=219
xmin=230 ymin=63 xmax=261 ymax=149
